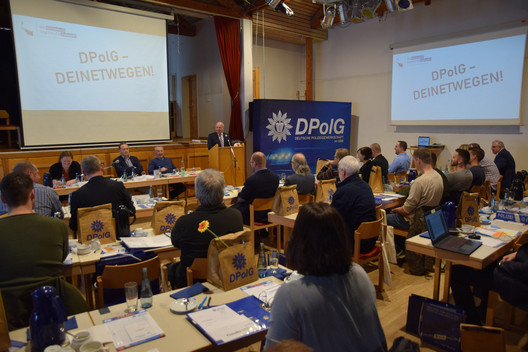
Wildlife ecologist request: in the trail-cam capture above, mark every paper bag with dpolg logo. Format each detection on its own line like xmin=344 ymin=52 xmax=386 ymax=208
xmin=459 ymin=192 xmax=480 ymax=227
xmin=315 ymin=179 xmax=336 ymax=202
xmin=271 ymin=185 xmax=299 ymax=216
xmin=77 ymin=203 xmax=116 ymax=244
xmin=207 ymin=230 xmax=257 ymax=291
xmin=152 ymin=200 xmax=185 ymax=234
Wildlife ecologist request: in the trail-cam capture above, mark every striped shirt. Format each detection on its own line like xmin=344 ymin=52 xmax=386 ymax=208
xmin=479 ymin=156 xmax=500 ymax=189
xmin=0 ymin=183 xmax=63 ymax=217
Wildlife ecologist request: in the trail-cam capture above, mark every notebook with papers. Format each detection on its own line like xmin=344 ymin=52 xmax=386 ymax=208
xmin=424 ymin=207 xmax=482 ymax=255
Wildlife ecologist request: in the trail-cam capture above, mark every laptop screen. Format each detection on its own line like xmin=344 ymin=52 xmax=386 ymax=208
xmin=418 ymin=136 xmax=430 ymax=146
xmin=425 ymin=209 xmax=448 ymax=243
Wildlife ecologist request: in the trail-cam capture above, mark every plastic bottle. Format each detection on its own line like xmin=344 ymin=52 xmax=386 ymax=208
xmin=149 ymin=185 xmax=154 ymax=199
xmin=258 ymin=242 xmax=267 ymax=278
xmin=180 ymin=158 xmax=186 ymax=176
xmin=67 ymin=192 xmax=72 ymax=212
xmin=140 ymin=267 xmax=153 ymax=308
xmin=61 ymin=175 xmax=65 ymax=186
xmin=122 ymin=171 xmax=127 ymax=181
xmin=490 ymin=191 xmax=496 ymax=212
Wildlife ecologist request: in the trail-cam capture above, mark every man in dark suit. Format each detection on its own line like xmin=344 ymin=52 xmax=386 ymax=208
xmin=370 ymin=143 xmax=389 ymax=183
xmin=207 ymin=122 xmax=231 ymax=150
xmin=232 ymin=151 xmax=279 ymax=225
xmin=113 ymin=142 xmax=143 ymax=177
xmin=492 ymin=140 xmax=516 ymax=190
xmin=69 ymin=155 xmax=135 ymax=233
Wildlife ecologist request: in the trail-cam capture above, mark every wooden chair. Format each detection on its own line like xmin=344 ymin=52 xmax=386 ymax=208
xmin=353 ymin=217 xmax=384 ymax=291
xmin=96 ymin=256 xmax=163 ymax=308
xmin=298 ymin=193 xmax=314 ymax=205
xmin=0 ymin=110 xmax=21 ymax=149
xmin=0 ymin=291 xmax=10 ymax=350
xmin=495 ymin=175 xmax=503 ymax=201
xmin=186 ymin=258 xmax=208 ymax=287
xmin=460 ymin=324 xmax=505 ymax=352
xmin=248 ymin=196 xmax=281 ymax=251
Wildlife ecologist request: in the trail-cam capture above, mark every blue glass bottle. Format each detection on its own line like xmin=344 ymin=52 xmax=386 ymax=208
xmin=140 ymin=267 xmax=153 ymax=308
xmin=30 ymin=286 xmax=67 ymax=351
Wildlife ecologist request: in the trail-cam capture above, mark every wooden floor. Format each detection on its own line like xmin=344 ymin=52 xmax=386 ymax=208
xmin=366 ymin=261 xmax=528 ymax=351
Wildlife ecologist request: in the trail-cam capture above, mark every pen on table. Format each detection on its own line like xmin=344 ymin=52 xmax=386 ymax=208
xmin=206 ymin=297 xmax=211 ymax=308
xmin=198 ymin=296 xmax=207 ymax=310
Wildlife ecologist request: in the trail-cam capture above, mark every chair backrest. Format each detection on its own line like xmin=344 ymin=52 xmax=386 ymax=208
xmin=186 ymin=258 xmax=208 ymax=287
xmin=495 ymin=175 xmax=503 ymax=200
xmin=460 ymin=324 xmax=505 ymax=352
xmin=250 ymin=196 xmax=275 ymax=212
xmin=0 ymin=110 xmax=9 ymax=125
xmin=152 ymin=200 xmax=185 ymax=234
xmin=77 ymin=203 xmax=116 ymax=244
xmin=298 ymin=193 xmax=314 ymax=205
xmin=395 ymin=171 xmax=408 ymax=183
xmin=387 ymin=173 xmax=395 ymax=183
xmin=353 ymin=218 xmax=383 ymax=260
xmin=96 ymin=256 xmax=161 ymax=308
xmin=0 ymin=291 xmax=10 ymax=349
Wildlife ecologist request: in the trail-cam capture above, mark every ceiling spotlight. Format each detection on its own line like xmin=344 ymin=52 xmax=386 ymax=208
xmin=350 ymin=0 xmax=363 ymax=23
xmin=362 ymin=0 xmax=381 ymax=19
xmin=321 ymin=5 xmax=336 ymax=29
xmin=397 ymin=0 xmax=413 ymax=11
xmin=266 ymin=0 xmax=294 ymax=16
xmin=384 ymin=0 xmax=396 ymax=13
xmin=337 ymin=3 xmax=347 ymax=25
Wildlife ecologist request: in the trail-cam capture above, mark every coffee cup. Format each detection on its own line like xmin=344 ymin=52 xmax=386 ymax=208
xmin=79 ymin=341 xmax=103 ymax=352
xmin=71 ymin=331 xmax=92 ymax=352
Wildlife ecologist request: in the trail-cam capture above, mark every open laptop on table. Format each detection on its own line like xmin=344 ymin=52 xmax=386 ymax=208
xmin=424 ymin=207 xmax=482 ymax=255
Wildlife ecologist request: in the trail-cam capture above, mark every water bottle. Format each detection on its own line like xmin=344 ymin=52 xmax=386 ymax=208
xmin=80 ymin=173 xmax=84 ymax=182
xmin=258 ymin=242 xmax=267 ymax=278
xmin=131 ymin=169 xmax=135 ymax=180
xmin=75 ymin=173 xmax=80 ymax=184
xmin=122 ymin=171 xmax=127 ymax=181
xmin=140 ymin=267 xmax=153 ymax=308
xmin=149 ymin=185 xmax=154 ymax=199
xmin=61 ymin=175 xmax=65 ymax=186
xmin=180 ymin=159 xmax=185 ymax=176
xmin=490 ymin=191 xmax=496 ymax=212
xmin=67 ymin=192 xmax=72 ymax=212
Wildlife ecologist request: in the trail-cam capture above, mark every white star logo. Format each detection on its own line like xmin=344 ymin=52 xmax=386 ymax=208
xmin=266 ymin=110 xmax=293 ymax=143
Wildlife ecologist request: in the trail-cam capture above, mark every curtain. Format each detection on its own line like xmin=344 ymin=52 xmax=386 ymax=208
xmin=214 ymin=16 xmax=243 ymax=140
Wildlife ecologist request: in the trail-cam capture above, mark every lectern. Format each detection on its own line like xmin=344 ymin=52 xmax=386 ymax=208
xmin=208 ymin=144 xmax=246 ymax=186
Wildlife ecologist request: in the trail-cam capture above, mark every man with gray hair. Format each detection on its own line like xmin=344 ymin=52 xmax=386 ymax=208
xmin=331 ymin=156 xmax=377 ymax=253
xmin=69 ymin=156 xmax=134 ymax=233
xmin=170 ymin=169 xmax=243 ymax=288
xmin=284 ymin=153 xmax=315 ymax=195
xmin=491 ymin=140 xmax=516 ymax=190
xmin=0 ymin=161 xmax=62 ymax=217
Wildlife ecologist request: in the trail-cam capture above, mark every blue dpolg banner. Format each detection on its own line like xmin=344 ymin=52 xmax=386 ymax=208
xmin=252 ymin=99 xmax=351 ymax=176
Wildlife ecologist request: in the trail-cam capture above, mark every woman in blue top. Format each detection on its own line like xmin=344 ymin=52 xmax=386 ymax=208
xmin=265 ymin=202 xmax=387 ymax=352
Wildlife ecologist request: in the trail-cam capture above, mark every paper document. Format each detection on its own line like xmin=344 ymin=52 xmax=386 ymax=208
xmin=103 ymin=310 xmax=165 ymax=350
xmin=241 ymin=280 xmax=280 ymax=303
xmin=120 ymin=234 xmax=172 ymax=249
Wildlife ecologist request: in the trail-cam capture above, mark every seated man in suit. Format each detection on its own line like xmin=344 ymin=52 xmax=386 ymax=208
xmin=147 ymin=146 xmax=185 ymax=198
xmin=232 ymin=151 xmax=279 ymax=225
xmin=207 ymin=122 xmax=231 ymax=150
xmin=113 ymin=142 xmax=143 ymax=177
xmin=370 ymin=143 xmax=389 ymax=183
xmin=170 ymin=169 xmax=243 ymax=288
xmin=0 ymin=172 xmax=88 ymax=329
xmin=284 ymin=153 xmax=315 ymax=195
xmin=69 ymin=155 xmax=135 ymax=233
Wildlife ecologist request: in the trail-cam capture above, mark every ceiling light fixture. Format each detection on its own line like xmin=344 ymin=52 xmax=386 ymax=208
xmin=350 ymin=0 xmax=363 ymax=24
xmin=321 ymin=5 xmax=336 ymax=29
xmin=397 ymin=0 xmax=413 ymax=11
xmin=266 ymin=0 xmax=294 ymax=16
xmin=337 ymin=3 xmax=348 ymax=25
xmin=383 ymin=0 xmax=396 ymax=13
xmin=361 ymin=0 xmax=382 ymax=19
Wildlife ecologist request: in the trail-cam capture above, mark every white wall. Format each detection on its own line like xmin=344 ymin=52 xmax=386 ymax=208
xmin=168 ymin=19 xmax=230 ymax=138
xmin=314 ymin=0 xmax=528 ymax=170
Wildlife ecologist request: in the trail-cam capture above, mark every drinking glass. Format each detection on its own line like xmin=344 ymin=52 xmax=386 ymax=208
xmin=124 ymin=282 xmax=138 ymax=313
xmin=157 ymin=188 xmax=163 ymax=199
xmin=270 ymin=250 xmax=279 ymax=274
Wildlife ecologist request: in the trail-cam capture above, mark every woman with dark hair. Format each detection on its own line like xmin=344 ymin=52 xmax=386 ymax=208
xmin=49 ymin=151 xmax=82 ymax=186
xmin=265 ymin=202 xmax=387 ymax=352
xmin=357 ymin=146 xmax=374 ymax=183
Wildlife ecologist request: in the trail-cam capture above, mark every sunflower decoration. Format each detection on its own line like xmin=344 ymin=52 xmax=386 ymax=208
xmin=198 ymin=220 xmax=229 ymax=248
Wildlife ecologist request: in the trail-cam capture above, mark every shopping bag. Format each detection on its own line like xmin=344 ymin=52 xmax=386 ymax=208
xmin=77 ymin=203 xmax=116 ymax=244
xmin=369 ymin=165 xmax=384 ymax=193
xmin=152 ymin=200 xmax=185 ymax=234
xmin=207 ymin=230 xmax=257 ymax=291
xmin=459 ymin=192 xmax=480 ymax=227
xmin=315 ymin=179 xmax=336 ymax=202
xmin=380 ymin=209 xmax=397 ymax=264
xmin=271 ymin=185 xmax=299 ymax=216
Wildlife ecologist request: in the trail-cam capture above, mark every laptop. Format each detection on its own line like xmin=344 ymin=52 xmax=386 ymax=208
xmin=418 ymin=136 xmax=431 ymax=147
xmin=424 ymin=208 xmax=482 ymax=255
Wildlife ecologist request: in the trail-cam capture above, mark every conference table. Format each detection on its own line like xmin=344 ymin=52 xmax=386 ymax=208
xmin=405 ymin=219 xmax=528 ymax=302
xmin=267 ymin=192 xmax=407 ymax=251
xmin=8 ymin=277 xmax=281 ymax=352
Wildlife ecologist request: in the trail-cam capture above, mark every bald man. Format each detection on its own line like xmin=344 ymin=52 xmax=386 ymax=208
xmin=232 ymin=152 xmax=279 ymax=224
xmin=207 ymin=122 xmax=231 ymax=150
xmin=284 ymin=153 xmax=315 ymax=195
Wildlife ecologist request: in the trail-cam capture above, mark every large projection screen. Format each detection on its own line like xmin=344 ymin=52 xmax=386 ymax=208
xmin=391 ymin=26 xmax=527 ymax=126
xmin=10 ymin=0 xmax=170 ymax=147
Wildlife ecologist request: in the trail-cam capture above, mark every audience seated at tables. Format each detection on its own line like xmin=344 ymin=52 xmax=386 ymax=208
xmin=0 ymin=162 xmax=63 ymax=218
xmin=284 ymin=153 xmax=315 ymax=195
xmin=232 ymin=152 xmax=279 ymax=225
xmin=316 ymin=148 xmax=349 ymax=182
xmin=445 ymin=149 xmax=473 ymax=203
xmin=265 ymin=202 xmax=387 ymax=352
xmin=468 ymin=147 xmax=486 ymax=188
xmin=451 ymin=242 xmax=528 ymax=325
xmin=331 ymin=156 xmax=377 ymax=253
xmin=147 ymin=145 xmax=186 ymax=199
xmin=169 ymin=169 xmax=243 ymax=288
xmin=387 ymin=148 xmax=443 ymax=256
xmin=49 ymin=151 xmax=82 ymax=187
xmin=469 ymin=142 xmax=500 ymax=190
xmin=69 ymin=155 xmax=135 ymax=233
xmin=492 ymin=139 xmax=516 ymax=190
xmin=370 ymin=143 xmax=389 ymax=183
xmin=357 ymin=146 xmax=374 ymax=184
xmin=388 ymin=140 xmax=411 ymax=175
xmin=113 ymin=142 xmax=143 ymax=177
xmin=0 ymin=173 xmax=88 ymax=329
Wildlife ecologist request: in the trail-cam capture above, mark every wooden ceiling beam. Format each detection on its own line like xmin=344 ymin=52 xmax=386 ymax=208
xmin=138 ymin=0 xmax=245 ymax=18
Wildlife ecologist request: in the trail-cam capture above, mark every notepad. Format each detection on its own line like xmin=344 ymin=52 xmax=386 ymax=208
xmin=103 ymin=310 xmax=165 ymax=350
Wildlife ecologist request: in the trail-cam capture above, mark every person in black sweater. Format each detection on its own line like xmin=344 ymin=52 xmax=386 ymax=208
xmin=357 ymin=146 xmax=374 ymax=184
